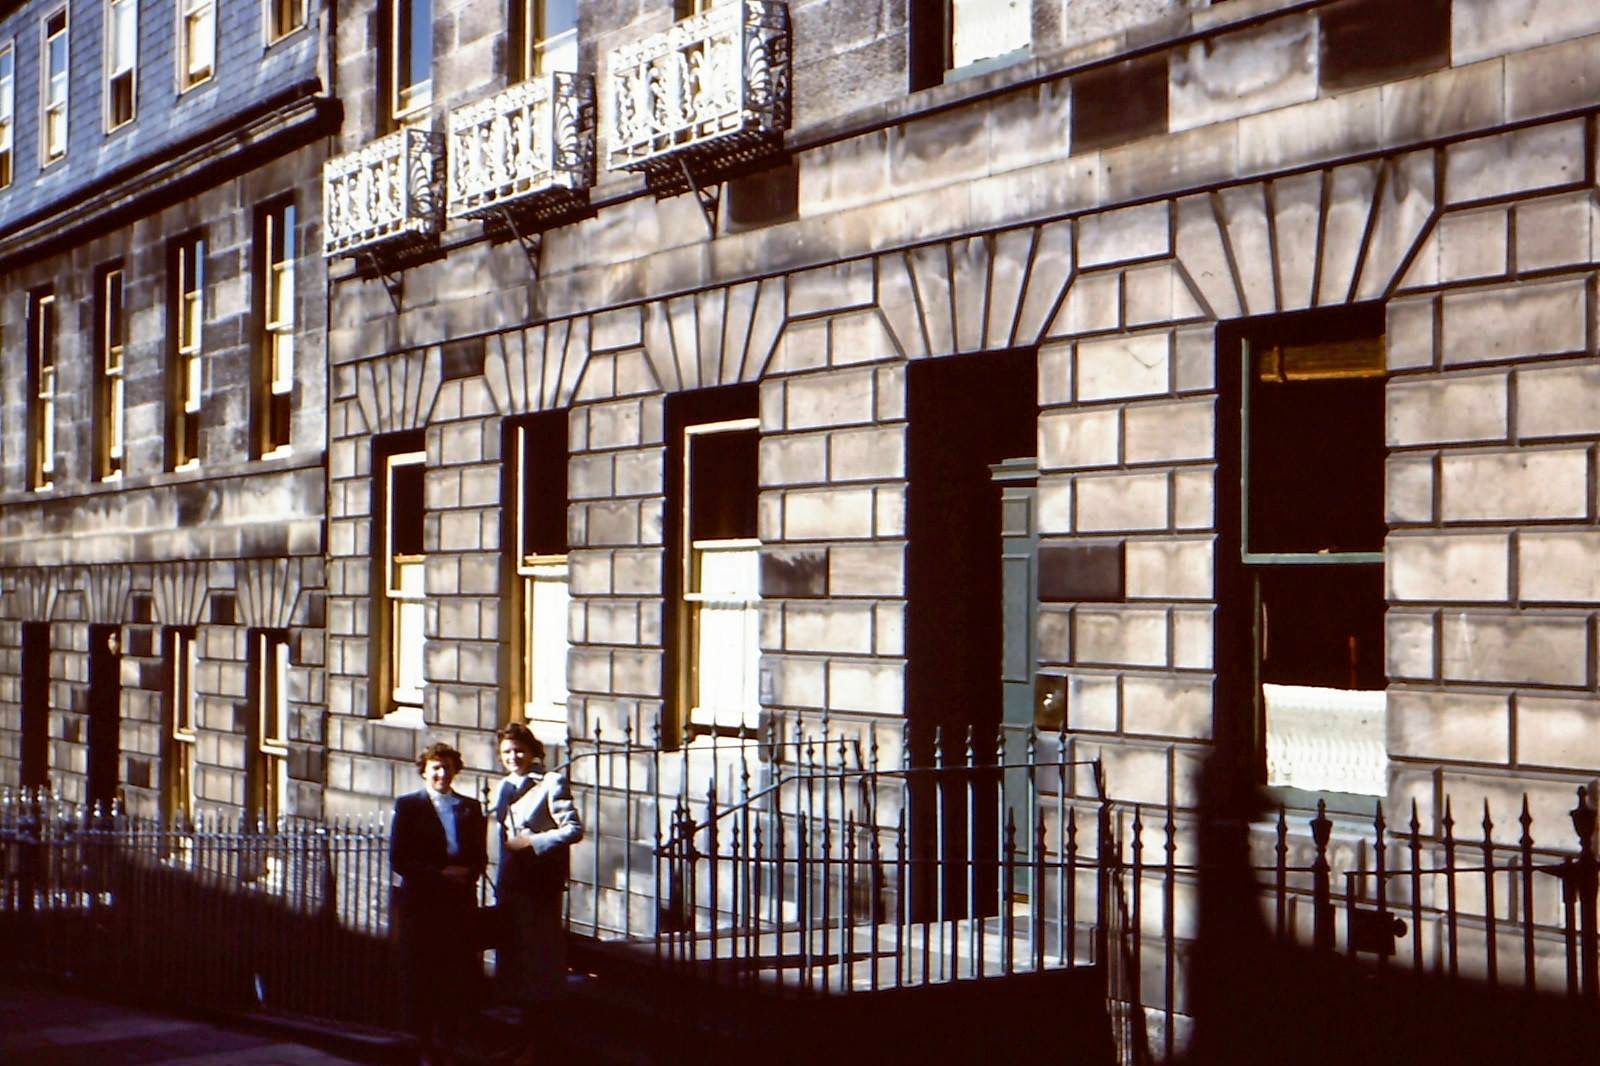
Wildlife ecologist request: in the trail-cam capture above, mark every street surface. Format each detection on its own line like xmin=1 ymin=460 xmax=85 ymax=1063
xmin=0 ymin=979 xmax=373 ymax=1065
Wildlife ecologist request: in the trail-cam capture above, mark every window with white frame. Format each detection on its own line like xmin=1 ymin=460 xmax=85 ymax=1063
xmin=43 ymin=9 xmax=68 ymax=162
xmin=164 ymin=626 xmax=199 ymax=827
xmin=171 ymin=234 xmax=205 ymax=469
xmin=505 ymin=413 xmax=569 ymax=741
xmin=388 ymin=0 xmax=432 ymax=120
xmin=106 ymin=0 xmax=137 ymax=128
xmin=27 ymin=290 xmax=56 ymax=491
xmin=96 ymin=264 xmax=127 ymax=480
xmin=378 ymin=440 xmax=427 ymax=714
xmin=679 ymin=415 xmax=760 ymax=735
xmin=513 ymin=0 xmax=575 ymax=80
xmin=180 ymin=0 xmax=214 ymax=90
xmin=0 ymin=44 xmax=15 ymax=188
xmin=269 ymin=0 xmax=307 ymax=42
xmin=258 ymin=201 xmax=295 ymax=456
xmin=250 ymin=629 xmax=290 ymax=826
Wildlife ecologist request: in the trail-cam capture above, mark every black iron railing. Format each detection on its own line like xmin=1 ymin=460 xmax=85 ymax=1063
xmin=0 ymin=795 xmax=399 ymax=1030
xmin=4 ymin=725 xmax=1597 ymax=1065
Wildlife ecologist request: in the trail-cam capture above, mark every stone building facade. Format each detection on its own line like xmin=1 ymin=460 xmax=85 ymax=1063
xmin=4 ymin=0 xmax=1600 ymax=1042
xmin=318 ymin=0 xmax=1600 ymax=834
xmin=0 ymin=0 xmax=335 ymax=821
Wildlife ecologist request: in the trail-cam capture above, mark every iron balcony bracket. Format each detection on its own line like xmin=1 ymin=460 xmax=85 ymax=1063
xmin=677 ymin=155 xmax=721 ymax=240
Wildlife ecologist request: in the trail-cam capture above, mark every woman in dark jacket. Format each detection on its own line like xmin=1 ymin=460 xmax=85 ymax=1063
xmin=391 ymin=741 xmax=487 ymax=1066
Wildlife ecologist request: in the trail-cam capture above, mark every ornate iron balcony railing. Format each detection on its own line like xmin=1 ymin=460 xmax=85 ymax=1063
xmin=447 ymin=73 xmax=596 ymax=223
xmin=606 ymin=0 xmax=790 ymax=191
xmin=322 ymin=127 xmax=446 ymax=259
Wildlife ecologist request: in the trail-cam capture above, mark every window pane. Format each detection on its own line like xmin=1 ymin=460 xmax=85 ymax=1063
xmin=275 ymin=263 xmax=295 ymax=325
xmin=1247 ymin=335 xmax=1385 ymax=555
xmin=1255 ymin=561 xmax=1385 ymax=795
xmin=393 ymin=598 xmax=426 ymax=705
xmin=110 ymin=0 xmax=136 ymax=71
xmin=1264 ymin=684 xmax=1386 ymax=796
xmin=184 ymin=351 xmax=203 ymax=412
xmin=524 ymin=561 xmax=570 ymax=726
xmin=950 ymin=0 xmax=1029 ymax=69
xmin=186 ymin=4 xmax=213 ymax=79
xmin=689 ymin=544 xmax=760 ymax=730
xmin=396 ymin=0 xmax=433 ymax=109
xmin=388 ymin=457 xmax=425 ymax=559
xmin=688 ymin=427 xmax=757 ymax=541
xmin=182 ymin=290 xmax=202 ymax=351
xmin=534 ymin=0 xmax=577 ymax=73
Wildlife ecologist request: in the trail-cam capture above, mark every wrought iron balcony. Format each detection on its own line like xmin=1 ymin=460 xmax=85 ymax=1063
xmin=322 ymin=127 xmax=446 ymax=259
xmin=447 ymin=73 xmax=596 ymax=224
xmin=607 ymin=0 xmax=790 ymax=193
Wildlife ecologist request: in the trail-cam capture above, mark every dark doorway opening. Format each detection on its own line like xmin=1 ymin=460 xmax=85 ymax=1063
xmin=87 ymin=623 xmax=122 ymax=811
xmin=20 ymin=622 xmax=50 ymax=791
xmin=906 ymin=347 xmax=1037 ymax=918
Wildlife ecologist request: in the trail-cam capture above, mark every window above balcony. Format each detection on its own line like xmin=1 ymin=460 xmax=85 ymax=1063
xmin=322 ymin=126 xmax=446 ymax=260
xmin=606 ymin=0 xmax=790 ymax=196
xmin=446 ymin=72 xmax=595 ymax=225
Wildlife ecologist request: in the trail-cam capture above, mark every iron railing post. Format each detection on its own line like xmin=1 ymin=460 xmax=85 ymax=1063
xmin=1573 ymin=786 xmax=1598 ymax=1001
xmin=1310 ymin=800 xmax=1334 ymax=954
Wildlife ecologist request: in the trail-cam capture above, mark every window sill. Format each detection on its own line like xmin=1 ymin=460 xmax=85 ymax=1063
xmin=260 ymin=444 xmax=294 ymax=461
xmin=381 ymin=705 xmax=425 ymax=730
xmin=942 ymin=47 xmax=1032 ymax=86
xmin=1261 ymin=784 xmax=1384 ymax=821
xmin=265 ymin=24 xmax=308 ymax=50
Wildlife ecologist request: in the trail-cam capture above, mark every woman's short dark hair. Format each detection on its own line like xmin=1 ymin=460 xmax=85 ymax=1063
xmin=415 ymin=741 xmax=464 ymax=776
xmin=495 ymin=721 xmax=543 ymax=759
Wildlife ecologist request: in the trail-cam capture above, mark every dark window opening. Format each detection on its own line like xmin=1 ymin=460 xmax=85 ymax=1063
xmin=1246 ymin=326 xmax=1386 ymax=556
xmin=21 ymin=622 xmax=50 ymax=791
xmin=726 ymin=157 xmax=799 ymax=232
xmin=87 ymin=624 xmax=122 ymax=811
xmin=1071 ymin=53 xmax=1168 ymax=154
xmin=1219 ymin=303 xmax=1388 ymax=804
xmin=1321 ymin=0 xmax=1450 ymax=92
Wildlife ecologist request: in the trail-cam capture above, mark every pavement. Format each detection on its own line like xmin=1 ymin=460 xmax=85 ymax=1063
xmin=0 ymin=978 xmax=381 ymax=1066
